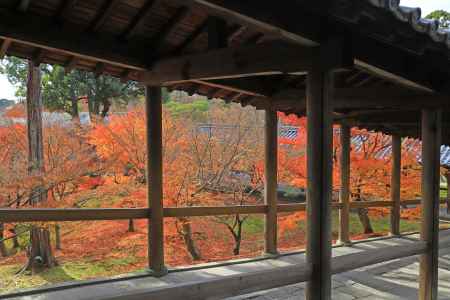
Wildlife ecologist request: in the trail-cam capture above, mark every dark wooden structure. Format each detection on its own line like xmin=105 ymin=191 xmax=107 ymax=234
xmin=1 ymin=0 xmax=450 ymax=299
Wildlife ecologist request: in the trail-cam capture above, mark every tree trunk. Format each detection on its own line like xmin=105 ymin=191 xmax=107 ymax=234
xmin=70 ymin=96 xmax=79 ymax=122
xmin=354 ymin=189 xmax=374 ymax=234
xmin=55 ymin=224 xmax=61 ymax=250
xmin=0 ymin=223 xmax=8 ymax=257
xmin=11 ymin=226 xmax=20 ymax=248
xmin=26 ymin=61 xmax=46 ymax=204
xmin=128 ymin=219 xmax=135 ymax=232
xmin=180 ymin=220 xmax=201 ymax=260
xmin=27 ymin=227 xmax=57 ymax=274
xmin=101 ymin=99 xmax=111 ymax=118
xmin=232 ymin=224 xmax=242 ymax=255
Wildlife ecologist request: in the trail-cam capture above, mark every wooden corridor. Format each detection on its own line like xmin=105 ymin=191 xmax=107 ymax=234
xmin=1 ymin=1 xmax=450 ymax=299
xmin=5 ymin=230 xmax=450 ymax=300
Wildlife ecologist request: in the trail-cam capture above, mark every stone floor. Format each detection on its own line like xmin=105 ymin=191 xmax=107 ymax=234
xmin=228 ymin=241 xmax=450 ymax=300
xmin=7 ymin=232 xmax=450 ymax=299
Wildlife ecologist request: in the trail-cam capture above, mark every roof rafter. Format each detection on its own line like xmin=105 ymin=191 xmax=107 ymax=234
xmin=121 ymin=0 xmax=157 ymax=40
xmin=150 ymin=7 xmax=190 ymax=54
xmin=16 ymin=0 xmax=31 ymax=12
xmin=0 ymin=8 xmax=148 ymax=70
xmin=88 ymin=0 xmax=121 ymax=32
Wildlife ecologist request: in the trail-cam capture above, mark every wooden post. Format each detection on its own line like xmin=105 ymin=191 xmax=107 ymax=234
xmin=264 ymin=108 xmax=278 ymax=255
xmin=306 ymin=68 xmax=334 ymax=300
xmin=338 ymin=124 xmax=351 ymax=245
xmin=446 ymin=171 xmax=450 ymax=214
xmin=146 ymin=86 xmax=167 ymax=276
xmin=419 ymin=109 xmax=441 ymax=300
xmin=390 ymin=134 xmax=401 ymax=236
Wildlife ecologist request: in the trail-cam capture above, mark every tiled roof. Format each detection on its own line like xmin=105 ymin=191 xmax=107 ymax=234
xmin=368 ymin=0 xmax=450 ymax=49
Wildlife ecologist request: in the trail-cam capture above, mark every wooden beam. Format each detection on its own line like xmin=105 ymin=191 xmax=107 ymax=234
xmin=94 ymin=62 xmax=105 ymax=78
xmin=390 ymin=134 xmax=401 ymax=236
xmin=88 ymin=0 xmax=120 ymax=32
xmin=228 ymin=25 xmax=247 ymax=44
xmin=164 ymin=205 xmax=267 ymax=217
xmin=121 ymin=0 xmax=157 ymax=40
xmin=139 ymin=42 xmax=317 ymax=85
xmin=0 ymin=8 xmax=148 ymax=70
xmin=188 ymin=79 xmax=267 ymax=97
xmin=338 ymin=124 xmax=351 ymax=245
xmin=252 ymin=87 xmax=449 ymax=112
xmin=120 ymin=69 xmax=132 ymax=83
xmin=16 ymin=0 xmax=32 ymax=12
xmin=0 ymin=208 xmax=149 ymax=222
xmin=0 ymin=38 xmax=11 ymax=59
xmin=64 ymin=56 xmax=78 ymax=74
xmin=146 ymin=86 xmax=167 ymax=276
xmin=175 ymin=0 xmax=319 ymax=46
xmin=419 ymin=108 xmax=442 ymax=300
xmin=305 ymin=66 xmax=334 ymax=299
xmin=208 ymin=16 xmax=228 ymax=49
xmin=32 ymin=48 xmax=45 ymax=66
xmin=264 ymin=108 xmax=278 ymax=255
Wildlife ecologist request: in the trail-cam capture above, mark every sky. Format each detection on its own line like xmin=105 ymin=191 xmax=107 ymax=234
xmin=0 ymin=0 xmax=449 ymax=100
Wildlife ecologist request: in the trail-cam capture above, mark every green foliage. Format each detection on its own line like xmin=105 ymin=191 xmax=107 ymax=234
xmin=165 ymin=99 xmax=210 ymax=120
xmin=426 ymin=10 xmax=450 ymax=28
xmin=0 ymin=58 xmax=143 ymax=117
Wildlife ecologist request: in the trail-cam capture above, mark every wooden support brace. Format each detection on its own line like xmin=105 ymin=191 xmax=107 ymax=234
xmin=419 ymin=109 xmax=442 ymax=300
xmin=0 ymin=38 xmax=11 ymax=59
xmin=146 ymin=86 xmax=167 ymax=276
xmin=390 ymin=134 xmax=401 ymax=236
xmin=264 ymin=108 xmax=278 ymax=255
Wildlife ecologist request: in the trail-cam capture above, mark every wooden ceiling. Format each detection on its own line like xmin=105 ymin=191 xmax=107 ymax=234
xmin=1 ymin=0 xmax=450 ymax=142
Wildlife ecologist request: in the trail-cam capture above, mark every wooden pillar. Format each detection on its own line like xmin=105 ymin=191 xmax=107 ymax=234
xmin=306 ymin=68 xmax=334 ymax=300
xmin=146 ymin=86 xmax=167 ymax=276
xmin=26 ymin=60 xmax=46 ymax=204
xmin=338 ymin=124 xmax=351 ymax=245
xmin=446 ymin=171 xmax=450 ymax=214
xmin=264 ymin=108 xmax=278 ymax=255
xmin=419 ymin=109 xmax=441 ymax=300
xmin=390 ymin=134 xmax=401 ymax=236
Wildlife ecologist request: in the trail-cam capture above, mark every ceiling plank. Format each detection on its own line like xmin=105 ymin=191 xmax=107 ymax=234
xmin=121 ymin=0 xmax=157 ymax=40
xmin=17 ymin=0 xmax=32 ymax=12
xmin=55 ymin=0 xmax=78 ymax=22
xmin=172 ymin=19 xmax=209 ymax=55
xmin=0 ymin=8 xmax=148 ymax=70
xmin=150 ymin=7 xmax=190 ymax=54
xmin=88 ymin=0 xmax=121 ymax=32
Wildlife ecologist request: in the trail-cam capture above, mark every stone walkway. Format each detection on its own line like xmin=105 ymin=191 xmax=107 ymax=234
xmin=7 ymin=232 xmax=450 ymax=299
xmin=228 ymin=239 xmax=450 ymax=300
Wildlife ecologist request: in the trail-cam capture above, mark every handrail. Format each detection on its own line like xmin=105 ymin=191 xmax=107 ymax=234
xmin=0 ymin=198 xmax=447 ymax=223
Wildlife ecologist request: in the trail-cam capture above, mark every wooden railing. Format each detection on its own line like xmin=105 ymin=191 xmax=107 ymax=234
xmin=0 ymin=198 xmax=445 ymax=223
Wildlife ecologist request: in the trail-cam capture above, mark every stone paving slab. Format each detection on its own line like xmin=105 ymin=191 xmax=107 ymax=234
xmin=5 ymin=232 xmax=450 ymax=299
xmin=227 ymin=237 xmax=450 ymax=300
